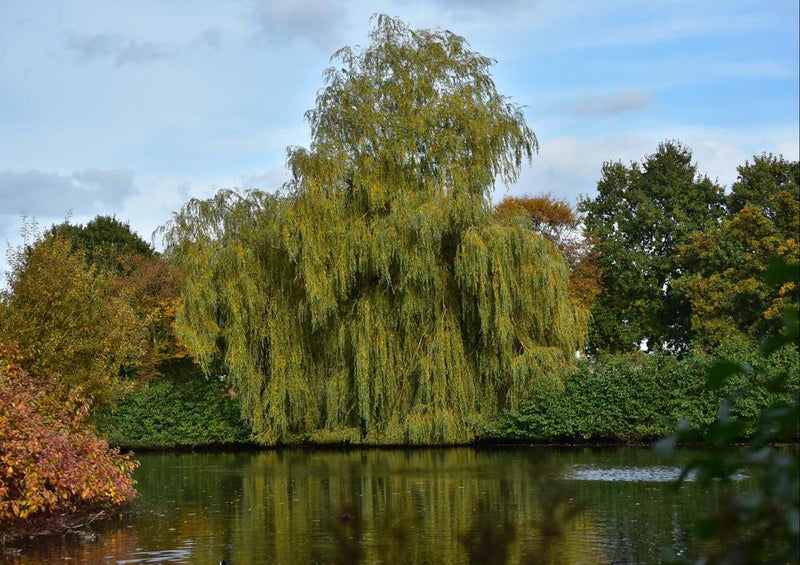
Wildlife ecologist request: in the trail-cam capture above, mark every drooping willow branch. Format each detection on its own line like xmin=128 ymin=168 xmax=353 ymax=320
xmin=162 ymin=16 xmax=586 ymax=444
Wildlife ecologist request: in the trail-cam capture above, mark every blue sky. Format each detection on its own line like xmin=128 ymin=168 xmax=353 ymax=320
xmin=1 ymin=0 xmax=798 ymax=272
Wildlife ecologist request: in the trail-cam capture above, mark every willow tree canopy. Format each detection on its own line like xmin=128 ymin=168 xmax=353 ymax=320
xmin=163 ymin=16 xmax=586 ymax=444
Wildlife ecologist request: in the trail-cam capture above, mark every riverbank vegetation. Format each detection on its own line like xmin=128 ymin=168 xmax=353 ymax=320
xmin=491 ymin=338 xmax=799 ymax=443
xmin=0 ymin=344 xmax=137 ymax=541
xmin=1 ymin=15 xmax=797 ymax=546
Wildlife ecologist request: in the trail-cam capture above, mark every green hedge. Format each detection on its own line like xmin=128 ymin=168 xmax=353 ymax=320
xmin=95 ymin=341 xmax=797 ymax=448
xmin=94 ymin=375 xmax=252 ymax=449
xmin=488 ymin=340 xmax=799 ymax=443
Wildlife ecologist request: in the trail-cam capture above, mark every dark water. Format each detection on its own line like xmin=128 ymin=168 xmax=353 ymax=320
xmin=3 ymin=447 xmax=750 ymax=564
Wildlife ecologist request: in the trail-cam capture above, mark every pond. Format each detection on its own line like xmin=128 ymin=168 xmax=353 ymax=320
xmin=3 ymin=447 xmax=750 ymax=564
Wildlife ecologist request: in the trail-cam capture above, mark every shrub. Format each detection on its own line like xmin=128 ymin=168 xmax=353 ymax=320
xmin=94 ymin=369 xmax=252 ymax=449
xmin=0 ymin=344 xmax=137 ymax=539
xmin=489 ymin=341 xmax=799 ymax=443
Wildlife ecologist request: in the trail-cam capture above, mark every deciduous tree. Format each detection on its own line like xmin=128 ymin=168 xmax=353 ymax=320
xmin=495 ymin=194 xmax=602 ymax=312
xmin=0 ymin=235 xmax=143 ymax=407
xmin=580 ymin=141 xmax=725 ymax=353
xmin=47 ymin=216 xmax=192 ymax=382
xmin=164 ymin=16 xmax=584 ymax=444
xmin=48 ymin=215 xmax=153 ymax=273
xmin=675 ymin=154 xmax=799 ymax=348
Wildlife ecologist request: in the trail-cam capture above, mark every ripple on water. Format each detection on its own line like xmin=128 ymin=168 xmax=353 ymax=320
xmin=115 ymin=540 xmax=195 ymax=564
xmin=564 ymin=465 xmax=747 ymax=482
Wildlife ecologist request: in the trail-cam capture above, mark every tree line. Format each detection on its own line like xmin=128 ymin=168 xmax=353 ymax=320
xmin=498 ymin=144 xmax=798 ymax=355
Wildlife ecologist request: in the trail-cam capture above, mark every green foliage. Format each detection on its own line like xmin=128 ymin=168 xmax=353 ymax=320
xmin=94 ymin=367 xmax=252 ymax=449
xmin=675 ymin=155 xmax=799 ymax=349
xmin=491 ymin=342 xmax=798 ymax=443
xmin=656 ymin=262 xmax=799 ymax=564
xmin=0 ymin=234 xmax=144 ymax=407
xmin=110 ymin=252 xmax=192 ymax=382
xmin=494 ymin=194 xmax=602 ymax=313
xmin=48 ymin=215 xmax=153 ymax=273
xmin=163 ymin=17 xmax=584 ymax=445
xmin=727 ymin=154 xmax=800 ymax=228
xmin=582 ymin=146 xmax=799 ymax=356
xmin=36 ymin=214 xmax=196 ymax=384
xmin=0 ymin=344 xmax=137 ymax=539
xmin=580 ymin=141 xmax=726 ymax=353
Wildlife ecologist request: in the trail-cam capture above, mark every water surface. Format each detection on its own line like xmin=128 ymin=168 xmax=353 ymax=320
xmin=3 ymin=447 xmax=750 ymax=564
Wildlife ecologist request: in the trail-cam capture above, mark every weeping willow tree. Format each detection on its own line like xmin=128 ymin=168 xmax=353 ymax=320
xmin=163 ymin=16 xmax=586 ymax=445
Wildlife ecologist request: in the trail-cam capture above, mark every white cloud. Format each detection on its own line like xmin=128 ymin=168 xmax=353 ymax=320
xmin=240 ymin=165 xmax=291 ymax=191
xmin=118 ymin=172 xmax=287 ymax=251
xmin=502 ymin=124 xmax=799 ymax=206
xmin=0 ymin=168 xmax=136 ymax=284
xmin=775 ymin=140 xmax=800 ymax=161
xmin=663 ymin=124 xmax=800 ymax=187
xmin=501 ymin=133 xmax=649 ymax=204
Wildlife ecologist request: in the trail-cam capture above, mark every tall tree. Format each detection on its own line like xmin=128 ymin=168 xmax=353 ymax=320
xmin=580 ymin=141 xmax=725 ymax=353
xmin=675 ymin=154 xmax=799 ymax=348
xmin=48 ymin=215 xmax=153 ymax=273
xmin=48 ymin=216 xmax=190 ymax=381
xmin=0 ymin=235 xmax=143 ymax=407
xmin=164 ymin=16 xmax=584 ymax=444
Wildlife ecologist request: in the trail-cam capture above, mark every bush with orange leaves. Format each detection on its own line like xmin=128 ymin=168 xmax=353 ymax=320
xmin=0 ymin=343 xmax=138 ymax=539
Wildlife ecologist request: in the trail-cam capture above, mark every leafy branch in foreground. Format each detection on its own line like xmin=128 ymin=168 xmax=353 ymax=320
xmin=656 ymin=260 xmax=799 ymax=564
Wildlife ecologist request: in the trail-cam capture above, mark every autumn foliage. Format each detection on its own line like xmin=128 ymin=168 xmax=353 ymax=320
xmin=0 ymin=343 xmax=137 ymax=538
xmin=0 ymin=235 xmax=144 ymax=408
xmin=495 ymin=194 xmax=602 ymax=311
xmin=111 ymin=252 xmax=192 ymax=382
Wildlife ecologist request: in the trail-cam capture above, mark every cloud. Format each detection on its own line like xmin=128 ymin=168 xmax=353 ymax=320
xmin=114 ymin=40 xmax=169 ymax=67
xmin=64 ymin=32 xmax=119 ymax=60
xmin=240 ymin=165 xmax=291 ymax=191
xmin=0 ymin=168 xmax=137 ymax=217
xmin=775 ymin=139 xmax=800 ymax=161
xmin=502 ymin=133 xmax=650 ymax=204
xmin=64 ymin=26 xmax=224 ymax=68
xmin=193 ymin=27 xmax=223 ymax=50
xmin=502 ymin=125 xmax=798 ymax=206
xmin=411 ymin=0 xmax=524 ymax=16
xmin=65 ymin=32 xmax=169 ymax=66
xmin=248 ymin=0 xmax=348 ymax=50
xmin=563 ymin=89 xmax=652 ymax=117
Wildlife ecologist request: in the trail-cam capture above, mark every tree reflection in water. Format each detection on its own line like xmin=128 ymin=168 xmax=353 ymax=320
xmin=5 ymin=447 xmax=739 ymax=564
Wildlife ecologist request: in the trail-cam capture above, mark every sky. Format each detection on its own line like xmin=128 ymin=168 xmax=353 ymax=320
xmin=1 ymin=0 xmax=798 ymax=276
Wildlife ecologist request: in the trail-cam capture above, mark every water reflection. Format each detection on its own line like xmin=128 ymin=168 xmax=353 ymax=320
xmin=3 ymin=448 xmax=748 ymax=565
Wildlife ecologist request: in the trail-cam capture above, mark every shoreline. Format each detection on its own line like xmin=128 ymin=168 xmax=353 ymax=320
xmin=113 ymin=437 xmax=800 ymax=453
